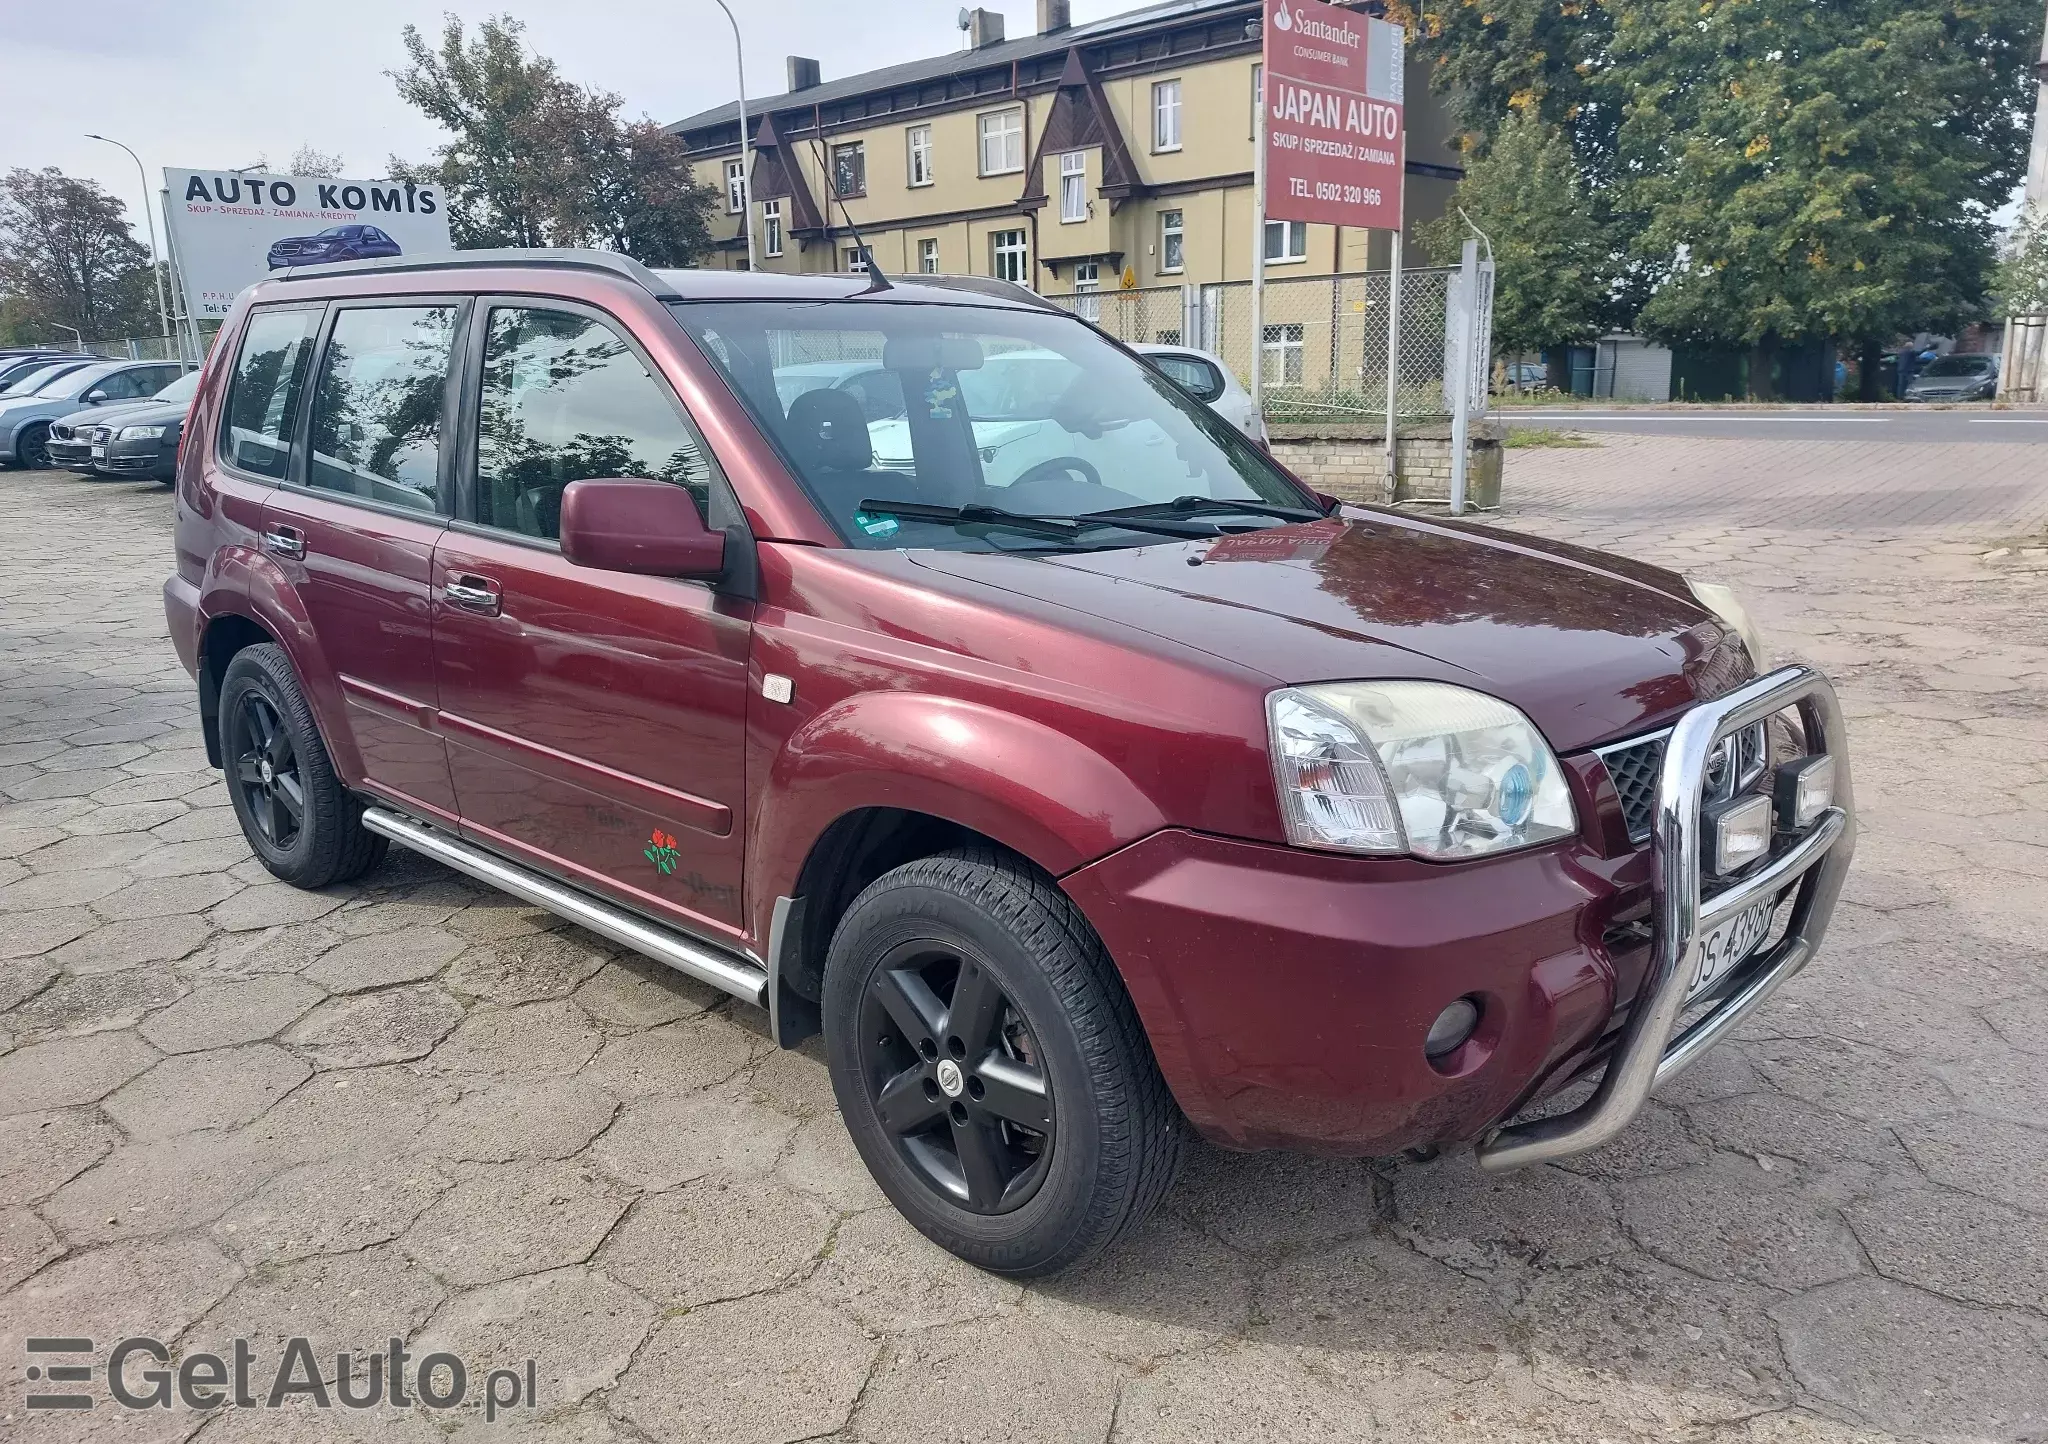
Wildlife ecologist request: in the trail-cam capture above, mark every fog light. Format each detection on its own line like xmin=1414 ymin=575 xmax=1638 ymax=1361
xmin=1775 ymin=755 xmax=1834 ymax=830
xmin=1424 ymin=997 xmax=1481 ymax=1059
xmin=1706 ymin=793 xmax=1773 ymax=875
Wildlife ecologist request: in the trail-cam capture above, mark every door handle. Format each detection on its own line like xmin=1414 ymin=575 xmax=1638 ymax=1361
xmin=443 ymin=575 xmax=502 ymax=615
xmin=262 ymin=525 xmax=305 ymax=559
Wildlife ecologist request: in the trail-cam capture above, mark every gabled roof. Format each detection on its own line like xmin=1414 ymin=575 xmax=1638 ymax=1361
xmin=667 ymin=0 xmax=1254 ymax=137
xmin=1019 ymin=48 xmax=1147 ymax=212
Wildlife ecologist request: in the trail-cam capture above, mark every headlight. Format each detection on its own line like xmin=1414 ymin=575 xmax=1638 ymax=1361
xmin=1267 ymin=681 xmax=1577 ymax=860
xmin=116 ymin=425 xmax=166 ymax=441
xmin=1687 ymin=578 xmax=1767 ymax=668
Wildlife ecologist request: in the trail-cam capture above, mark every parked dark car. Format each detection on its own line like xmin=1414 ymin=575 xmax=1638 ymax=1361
xmin=47 ymin=368 xmax=199 ymax=482
xmin=1 ymin=359 xmax=186 ymax=468
xmin=166 ymin=251 xmax=1855 ymax=1276
xmin=266 ymin=224 xmax=402 ymax=270
xmin=1903 ymin=352 xmax=1999 ymax=402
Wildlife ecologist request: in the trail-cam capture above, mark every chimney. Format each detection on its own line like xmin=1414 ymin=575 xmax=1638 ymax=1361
xmin=1037 ymin=0 xmax=1071 ymax=34
xmin=787 ymin=55 xmax=821 ymax=92
xmin=967 ymin=8 xmax=1005 ymax=48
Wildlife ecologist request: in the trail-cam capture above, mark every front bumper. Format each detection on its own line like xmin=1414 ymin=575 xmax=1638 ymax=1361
xmin=1063 ymin=665 xmax=1851 ymax=1162
xmin=1475 ymin=665 xmax=1853 ymax=1168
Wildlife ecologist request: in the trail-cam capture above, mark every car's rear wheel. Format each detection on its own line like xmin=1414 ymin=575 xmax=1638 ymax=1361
xmin=16 ymin=423 xmax=51 ymax=470
xmin=218 ymin=644 xmax=387 ymax=889
xmin=823 ymin=848 xmax=1184 ymax=1276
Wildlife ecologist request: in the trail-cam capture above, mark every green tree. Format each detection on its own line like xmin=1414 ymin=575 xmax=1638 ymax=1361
xmin=1994 ymin=206 xmax=2048 ymax=315
xmin=0 ymin=167 xmax=158 ymax=343
xmin=1420 ymin=114 xmax=1613 ymax=374
xmin=1609 ymin=0 xmax=2038 ymax=397
xmin=1391 ymin=0 xmax=1619 ymax=168
xmin=389 ymin=14 xmax=714 ymax=264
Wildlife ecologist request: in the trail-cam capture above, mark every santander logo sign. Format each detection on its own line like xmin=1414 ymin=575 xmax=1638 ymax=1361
xmin=1271 ymin=2 xmax=1362 ymax=49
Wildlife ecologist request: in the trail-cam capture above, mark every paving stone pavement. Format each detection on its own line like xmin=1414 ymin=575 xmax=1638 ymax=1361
xmin=0 ymin=448 xmax=2043 ymax=1444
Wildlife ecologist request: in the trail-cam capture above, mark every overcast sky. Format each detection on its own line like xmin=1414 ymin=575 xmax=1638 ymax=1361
xmin=2 ymin=0 xmax=1134 ymax=244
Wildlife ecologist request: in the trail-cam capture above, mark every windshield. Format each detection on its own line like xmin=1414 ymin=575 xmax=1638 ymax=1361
xmin=153 ymin=370 xmax=201 ymax=404
xmin=318 ymin=226 xmax=356 ymax=239
xmin=671 ymin=300 xmax=1308 ymax=552
xmin=1920 ymin=356 xmax=1992 ymax=378
xmin=2 ymin=363 xmax=83 ymax=397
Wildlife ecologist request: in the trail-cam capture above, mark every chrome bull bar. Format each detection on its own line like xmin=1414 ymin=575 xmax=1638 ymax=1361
xmin=1475 ymin=664 xmax=1856 ymax=1171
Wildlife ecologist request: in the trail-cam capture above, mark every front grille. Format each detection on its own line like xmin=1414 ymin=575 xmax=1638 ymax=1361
xmin=1598 ymin=734 xmax=1666 ymax=844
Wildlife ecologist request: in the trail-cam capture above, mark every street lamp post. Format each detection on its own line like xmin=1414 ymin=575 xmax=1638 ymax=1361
xmin=709 ymin=0 xmax=758 ymax=273
xmin=50 ymin=323 xmax=84 ymax=354
xmin=86 ymin=134 xmax=175 ymax=347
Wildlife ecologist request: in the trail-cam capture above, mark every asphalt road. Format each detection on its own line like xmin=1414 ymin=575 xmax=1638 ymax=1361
xmin=1501 ymin=405 xmax=2048 ymax=443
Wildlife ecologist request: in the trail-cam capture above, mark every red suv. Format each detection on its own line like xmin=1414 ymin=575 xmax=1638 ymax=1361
xmin=166 ymin=251 xmax=1854 ymax=1275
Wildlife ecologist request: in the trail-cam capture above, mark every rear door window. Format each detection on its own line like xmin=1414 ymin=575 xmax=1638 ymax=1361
xmin=305 ymin=305 xmax=458 ymax=511
xmin=220 ymin=307 xmax=322 ymax=479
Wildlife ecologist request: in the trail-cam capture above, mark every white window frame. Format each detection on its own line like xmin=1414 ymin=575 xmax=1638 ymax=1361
xmin=762 ymin=199 xmax=783 ymax=258
xmin=724 ymin=158 xmax=747 ymax=214
xmin=1072 ymin=259 xmax=1101 ymax=321
xmin=991 ymin=228 xmax=1029 ymax=285
xmin=978 ymin=108 xmax=1024 ymax=177
xmin=918 ymin=237 xmax=940 ymax=274
xmin=907 ymin=124 xmax=934 ymax=187
xmin=1261 ymin=323 xmax=1305 ymax=386
xmin=1264 ymin=218 xmax=1309 ymax=264
xmin=1153 ymin=79 xmax=1182 ymax=152
xmin=1059 ymin=151 xmax=1087 ymax=224
xmin=844 ymin=244 xmax=870 ymax=274
xmin=1158 ymin=208 xmax=1185 ymax=275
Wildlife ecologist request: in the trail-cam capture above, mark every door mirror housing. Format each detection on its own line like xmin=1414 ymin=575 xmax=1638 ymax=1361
xmin=85 ymin=388 xmax=109 ymax=403
xmin=559 ymin=478 xmax=726 ymax=580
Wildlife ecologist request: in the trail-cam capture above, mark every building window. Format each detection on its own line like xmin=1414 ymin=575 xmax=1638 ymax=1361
xmin=1262 ymin=323 xmax=1305 ymax=385
xmin=724 ymin=158 xmax=746 ymax=214
xmin=844 ymin=245 xmax=871 ymax=274
xmin=1059 ymin=152 xmax=1087 ymax=224
xmin=831 ymin=142 xmax=865 ymax=198
xmin=1159 ymin=209 xmax=1184 ymax=274
xmin=918 ymin=237 xmax=940 ymax=273
xmin=991 ymin=228 xmax=1029 ymax=284
xmin=1072 ymin=259 xmax=1101 ymax=321
xmin=762 ymin=199 xmax=783 ymax=258
xmin=1153 ymin=79 xmax=1182 ymax=151
xmin=907 ymin=124 xmax=934 ymax=187
xmin=979 ymin=109 xmax=1023 ymax=176
xmin=1264 ymin=219 xmax=1309 ymax=263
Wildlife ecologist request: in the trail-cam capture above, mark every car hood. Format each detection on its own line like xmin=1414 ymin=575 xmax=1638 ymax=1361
xmin=906 ymin=512 xmax=1747 ymax=753
xmin=94 ymin=398 xmax=188 ymax=428
xmin=53 ymin=400 xmax=164 ymax=430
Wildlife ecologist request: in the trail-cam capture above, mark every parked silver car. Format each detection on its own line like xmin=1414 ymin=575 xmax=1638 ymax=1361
xmin=1903 ymin=353 xmax=1998 ymax=403
xmin=1132 ymin=343 xmax=1267 ymax=442
xmin=0 ymin=360 xmax=190 ymax=469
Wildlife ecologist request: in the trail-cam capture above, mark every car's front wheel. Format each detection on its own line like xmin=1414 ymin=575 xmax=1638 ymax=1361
xmin=823 ymin=848 xmax=1184 ymax=1276
xmin=218 ymin=643 xmax=387 ymax=889
xmin=15 ymin=423 xmax=51 ymax=469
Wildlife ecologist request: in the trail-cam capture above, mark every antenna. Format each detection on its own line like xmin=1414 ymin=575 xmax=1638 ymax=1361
xmin=807 ymin=133 xmax=894 ymax=294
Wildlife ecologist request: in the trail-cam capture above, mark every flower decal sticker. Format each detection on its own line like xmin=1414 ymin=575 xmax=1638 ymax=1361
xmin=643 ymin=829 xmax=680 ymax=877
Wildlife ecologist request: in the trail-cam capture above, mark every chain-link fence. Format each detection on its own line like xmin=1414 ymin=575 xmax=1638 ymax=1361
xmin=1057 ymin=285 xmax=1191 ymax=347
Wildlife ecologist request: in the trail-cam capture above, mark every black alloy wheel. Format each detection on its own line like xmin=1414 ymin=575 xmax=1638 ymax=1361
xmin=17 ymin=424 xmax=51 ymax=469
xmin=859 ymin=940 xmax=1056 ymax=1214
xmin=231 ymin=690 xmax=305 ymax=851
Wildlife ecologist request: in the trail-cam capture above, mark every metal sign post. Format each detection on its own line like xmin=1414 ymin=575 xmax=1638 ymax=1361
xmin=1383 ymin=116 xmax=1406 ymax=487
xmin=1250 ymin=59 xmax=1268 ymax=420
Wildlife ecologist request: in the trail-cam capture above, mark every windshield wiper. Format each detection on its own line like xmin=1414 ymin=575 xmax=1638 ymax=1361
xmin=1083 ymin=494 xmax=1330 ymax=525
xmin=855 ymin=499 xmax=1223 ymax=541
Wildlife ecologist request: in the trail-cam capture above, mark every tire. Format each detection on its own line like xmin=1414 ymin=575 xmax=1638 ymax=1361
xmin=16 ymin=423 xmax=51 ymax=470
xmin=823 ymin=848 xmax=1184 ymax=1276
xmin=218 ymin=643 xmax=387 ymax=888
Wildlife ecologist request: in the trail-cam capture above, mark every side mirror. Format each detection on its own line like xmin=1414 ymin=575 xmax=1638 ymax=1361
xmin=560 ymin=478 xmax=725 ymax=580
xmin=85 ymin=388 xmax=109 ymax=403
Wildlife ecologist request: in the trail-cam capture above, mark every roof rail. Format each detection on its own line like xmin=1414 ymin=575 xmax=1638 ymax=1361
xmin=911 ymin=274 xmax=1063 ymax=312
xmin=279 ymin=248 xmax=683 ymax=301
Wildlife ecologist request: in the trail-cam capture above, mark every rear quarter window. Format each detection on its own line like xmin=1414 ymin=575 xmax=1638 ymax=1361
xmin=219 ymin=307 xmax=322 ymax=479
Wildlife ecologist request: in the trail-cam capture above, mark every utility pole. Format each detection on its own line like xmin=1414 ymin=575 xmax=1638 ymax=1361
xmin=2000 ymin=6 xmax=2048 ymax=400
xmin=710 ymin=0 xmax=758 ymax=273
xmin=86 ymin=133 xmax=174 ymax=346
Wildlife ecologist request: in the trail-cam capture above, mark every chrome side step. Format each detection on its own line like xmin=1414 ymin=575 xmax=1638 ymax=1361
xmin=360 ymin=808 xmax=769 ymax=1007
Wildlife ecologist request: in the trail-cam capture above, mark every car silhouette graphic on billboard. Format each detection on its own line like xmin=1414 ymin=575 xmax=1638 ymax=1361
xmin=266 ymin=224 xmax=402 ymax=270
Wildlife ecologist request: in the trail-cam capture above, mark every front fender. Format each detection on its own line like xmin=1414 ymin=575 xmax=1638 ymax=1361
xmin=750 ymin=691 xmax=1168 ymax=925
xmin=199 ymin=545 xmax=364 ymax=784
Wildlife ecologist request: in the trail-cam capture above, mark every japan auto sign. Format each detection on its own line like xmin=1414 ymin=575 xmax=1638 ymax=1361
xmin=162 ymin=169 xmax=453 ymax=320
xmin=1262 ymin=0 xmax=1404 ymax=231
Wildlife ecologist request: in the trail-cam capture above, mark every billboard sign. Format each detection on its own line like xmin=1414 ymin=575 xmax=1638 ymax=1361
xmin=1262 ymin=0 xmax=1404 ymax=231
xmin=162 ymin=169 xmax=453 ymax=320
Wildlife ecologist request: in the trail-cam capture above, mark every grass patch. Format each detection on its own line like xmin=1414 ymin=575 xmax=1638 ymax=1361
xmin=1502 ymin=427 xmax=1602 ymax=449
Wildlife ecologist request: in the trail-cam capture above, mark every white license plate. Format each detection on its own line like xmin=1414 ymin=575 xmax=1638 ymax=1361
xmin=1688 ymin=899 xmax=1775 ymax=1000
xmin=90 ymin=445 xmax=105 ymax=458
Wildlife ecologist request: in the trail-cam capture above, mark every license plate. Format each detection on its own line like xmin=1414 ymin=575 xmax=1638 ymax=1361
xmin=1689 ymin=899 xmax=1775 ymax=1000
xmin=90 ymin=445 xmax=105 ymax=458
